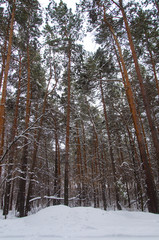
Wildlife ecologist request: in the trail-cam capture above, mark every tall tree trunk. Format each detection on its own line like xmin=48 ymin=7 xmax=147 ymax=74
xmin=0 ymin=0 xmax=16 ymax=174
xmin=82 ymin=122 xmax=88 ymax=175
xmin=25 ymin=102 xmax=39 ymax=214
xmin=81 ymin=122 xmax=89 ymax=206
xmin=100 ymin=78 xmax=121 ymax=210
xmin=3 ymin=54 xmax=21 ymax=217
xmin=100 ymin=148 xmax=107 ymax=210
xmin=16 ymin=40 xmax=31 ymax=217
xmin=44 ymin=138 xmax=51 ymax=207
xmin=0 ymin=20 xmax=10 ymax=90
xmin=57 ymin=137 xmax=61 ymax=202
xmin=64 ymin=43 xmax=71 ymax=206
xmin=53 ymin=117 xmax=61 ymax=205
xmin=75 ymin=122 xmax=83 ymax=205
xmin=119 ymin=0 xmax=159 ymax=170
xmin=90 ymin=146 xmax=97 ymax=208
xmin=131 ymin=86 xmax=151 ymax=167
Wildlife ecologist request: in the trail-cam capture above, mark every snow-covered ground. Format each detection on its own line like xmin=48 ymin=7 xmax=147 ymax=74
xmin=1 ymin=205 xmax=159 ymax=240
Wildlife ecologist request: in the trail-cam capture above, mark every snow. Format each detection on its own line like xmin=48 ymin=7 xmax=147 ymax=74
xmin=1 ymin=205 xmax=159 ymax=240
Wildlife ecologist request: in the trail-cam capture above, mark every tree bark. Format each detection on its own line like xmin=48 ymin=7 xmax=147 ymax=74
xmin=81 ymin=122 xmax=89 ymax=206
xmin=53 ymin=117 xmax=61 ymax=205
xmin=75 ymin=122 xmax=83 ymax=205
xmin=0 ymin=21 xmax=10 ymax=90
xmin=64 ymin=43 xmax=71 ymax=206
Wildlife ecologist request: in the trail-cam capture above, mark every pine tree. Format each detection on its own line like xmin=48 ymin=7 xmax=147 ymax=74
xmin=47 ymin=0 xmax=82 ymax=206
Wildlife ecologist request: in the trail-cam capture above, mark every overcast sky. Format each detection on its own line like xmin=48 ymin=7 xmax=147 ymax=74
xmin=39 ymin=0 xmax=80 ymax=11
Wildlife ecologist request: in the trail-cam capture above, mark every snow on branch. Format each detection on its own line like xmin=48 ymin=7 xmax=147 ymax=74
xmin=29 ymin=195 xmax=80 ymax=203
xmin=0 ymin=113 xmax=45 ymax=164
xmin=29 ymin=197 xmax=42 ymax=203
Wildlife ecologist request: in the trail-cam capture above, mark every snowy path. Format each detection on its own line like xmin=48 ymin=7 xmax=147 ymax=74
xmin=1 ymin=205 xmax=159 ymax=240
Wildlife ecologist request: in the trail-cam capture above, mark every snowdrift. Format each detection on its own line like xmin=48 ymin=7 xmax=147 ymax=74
xmin=1 ymin=205 xmax=159 ymax=240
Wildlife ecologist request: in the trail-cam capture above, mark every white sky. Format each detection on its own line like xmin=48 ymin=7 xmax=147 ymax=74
xmin=40 ymin=0 xmax=80 ymax=12
xmin=39 ymin=0 xmax=97 ymax=52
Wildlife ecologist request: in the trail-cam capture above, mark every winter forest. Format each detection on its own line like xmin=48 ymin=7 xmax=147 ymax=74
xmin=0 ymin=0 xmax=159 ymax=219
